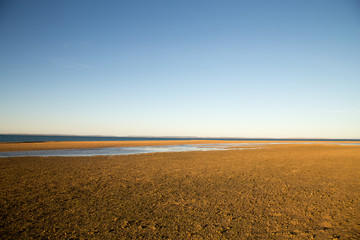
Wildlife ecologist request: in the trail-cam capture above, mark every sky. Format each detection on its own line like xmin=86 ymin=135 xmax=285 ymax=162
xmin=1 ymin=0 xmax=360 ymax=138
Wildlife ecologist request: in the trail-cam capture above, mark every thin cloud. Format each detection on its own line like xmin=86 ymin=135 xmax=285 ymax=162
xmin=53 ymin=59 xmax=91 ymax=69
xmin=63 ymin=43 xmax=70 ymax=49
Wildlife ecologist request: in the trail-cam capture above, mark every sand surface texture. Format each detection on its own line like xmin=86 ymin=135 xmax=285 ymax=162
xmin=1 ymin=143 xmax=359 ymax=239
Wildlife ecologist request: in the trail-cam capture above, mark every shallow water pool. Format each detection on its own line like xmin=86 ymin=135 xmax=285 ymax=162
xmin=0 ymin=142 xmax=359 ymax=158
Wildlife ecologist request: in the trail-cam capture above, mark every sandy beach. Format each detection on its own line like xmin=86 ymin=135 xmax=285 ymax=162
xmin=1 ymin=142 xmax=359 ymax=239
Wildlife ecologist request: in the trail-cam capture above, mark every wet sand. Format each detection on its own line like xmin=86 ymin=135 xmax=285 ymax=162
xmin=1 ymin=140 xmax=358 ymax=152
xmin=0 ymin=140 xmax=252 ymax=152
xmin=1 ymin=143 xmax=359 ymax=239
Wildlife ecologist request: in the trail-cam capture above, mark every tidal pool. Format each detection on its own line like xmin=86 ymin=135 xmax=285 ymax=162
xmin=0 ymin=143 xmax=262 ymax=157
xmin=0 ymin=142 xmax=359 ymax=158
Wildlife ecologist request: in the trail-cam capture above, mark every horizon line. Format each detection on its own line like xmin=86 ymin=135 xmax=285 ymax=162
xmin=0 ymin=133 xmax=359 ymax=141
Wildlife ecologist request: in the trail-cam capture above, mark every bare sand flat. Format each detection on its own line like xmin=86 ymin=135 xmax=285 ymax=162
xmin=1 ymin=143 xmax=359 ymax=239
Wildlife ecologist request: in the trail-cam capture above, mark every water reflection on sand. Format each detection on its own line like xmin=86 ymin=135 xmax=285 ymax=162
xmin=0 ymin=142 xmax=359 ymax=158
xmin=0 ymin=143 xmax=263 ymax=157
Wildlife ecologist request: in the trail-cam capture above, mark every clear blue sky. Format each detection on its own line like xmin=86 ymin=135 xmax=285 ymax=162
xmin=1 ymin=0 xmax=359 ymax=138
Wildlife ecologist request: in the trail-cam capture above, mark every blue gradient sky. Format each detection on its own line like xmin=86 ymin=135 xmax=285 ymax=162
xmin=1 ymin=0 xmax=360 ymax=138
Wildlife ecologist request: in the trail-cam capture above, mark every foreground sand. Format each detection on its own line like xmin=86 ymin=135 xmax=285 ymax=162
xmin=1 ymin=143 xmax=359 ymax=239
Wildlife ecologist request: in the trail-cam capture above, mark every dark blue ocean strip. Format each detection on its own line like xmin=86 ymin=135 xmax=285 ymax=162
xmin=1 ymin=134 xmax=360 ymax=143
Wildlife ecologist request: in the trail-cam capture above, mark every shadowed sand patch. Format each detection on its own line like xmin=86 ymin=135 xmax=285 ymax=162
xmin=0 ymin=144 xmax=359 ymax=239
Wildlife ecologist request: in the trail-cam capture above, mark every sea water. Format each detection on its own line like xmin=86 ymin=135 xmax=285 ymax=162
xmin=1 ymin=134 xmax=359 ymax=143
